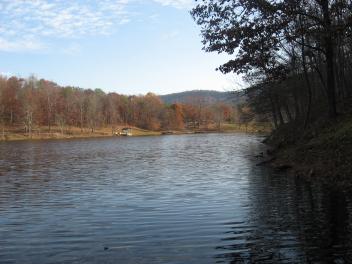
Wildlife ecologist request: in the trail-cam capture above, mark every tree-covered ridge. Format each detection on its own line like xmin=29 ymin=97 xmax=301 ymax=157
xmin=160 ymin=90 xmax=245 ymax=105
xmin=192 ymin=0 xmax=352 ymax=130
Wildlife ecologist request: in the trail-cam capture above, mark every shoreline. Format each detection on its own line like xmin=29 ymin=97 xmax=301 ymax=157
xmin=0 ymin=126 xmax=271 ymax=142
xmin=256 ymin=115 xmax=352 ymax=190
xmin=0 ymin=124 xmax=270 ymax=142
xmin=0 ymin=130 xmax=160 ymax=142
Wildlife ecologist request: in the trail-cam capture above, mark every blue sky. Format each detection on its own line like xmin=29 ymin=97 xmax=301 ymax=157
xmin=0 ymin=0 xmax=243 ymax=95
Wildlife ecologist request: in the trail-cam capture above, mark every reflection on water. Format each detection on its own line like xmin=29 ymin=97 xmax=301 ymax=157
xmin=0 ymin=134 xmax=351 ymax=264
xmin=216 ymin=169 xmax=352 ymax=263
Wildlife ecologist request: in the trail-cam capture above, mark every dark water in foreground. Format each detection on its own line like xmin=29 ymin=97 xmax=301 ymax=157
xmin=0 ymin=134 xmax=351 ymax=264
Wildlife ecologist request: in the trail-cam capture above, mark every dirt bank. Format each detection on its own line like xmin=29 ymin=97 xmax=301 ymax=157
xmin=258 ymin=115 xmax=352 ymax=189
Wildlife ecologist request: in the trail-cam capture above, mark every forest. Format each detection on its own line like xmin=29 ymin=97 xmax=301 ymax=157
xmin=192 ymin=0 xmax=351 ymax=129
xmin=0 ymin=75 xmax=257 ymax=139
xmin=191 ymin=0 xmax=352 ymax=180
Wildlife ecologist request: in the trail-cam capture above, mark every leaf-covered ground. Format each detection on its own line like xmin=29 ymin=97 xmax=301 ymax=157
xmin=266 ymin=115 xmax=352 ymax=189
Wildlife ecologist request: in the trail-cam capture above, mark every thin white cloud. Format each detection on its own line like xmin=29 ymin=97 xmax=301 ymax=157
xmin=0 ymin=0 xmax=194 ymax=52
xmin=0 ymin=0 xmax=132 ymax=52
xmin=0 ymin=36 xmax=45 ymax=52
xmin=162 ymin=30 xmax=180 ymax=40
xmin=152 ymin=0 xmax=194 ymax=9
xmin=61 ymin=42 xmax=81 ymax=56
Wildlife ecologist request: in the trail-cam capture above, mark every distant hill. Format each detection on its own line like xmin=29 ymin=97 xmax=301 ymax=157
xmin=160 ymin=90 xmax=245 ymax=105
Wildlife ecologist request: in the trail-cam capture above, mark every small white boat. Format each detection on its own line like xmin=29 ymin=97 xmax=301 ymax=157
xmin=121 ymin=128 xmax=132 ymax=136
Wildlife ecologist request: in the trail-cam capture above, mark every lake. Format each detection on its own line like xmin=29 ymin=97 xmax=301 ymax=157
xmin=0 ymin=134 xmax=351 ymax=263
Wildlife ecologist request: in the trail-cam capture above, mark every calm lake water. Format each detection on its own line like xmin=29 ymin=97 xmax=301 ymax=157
xmin=0 ymin=134 xmax=351 ymax=263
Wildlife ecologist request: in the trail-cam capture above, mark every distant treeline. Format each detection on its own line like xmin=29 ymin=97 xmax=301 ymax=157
xmin=192 ymin=0 xmax=352 ymax=131
xmin=0 ymin=76 xmax=258 ymax=134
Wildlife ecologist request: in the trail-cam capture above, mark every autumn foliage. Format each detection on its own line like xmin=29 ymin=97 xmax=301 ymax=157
xmin=192 ymin=0 xmax=352 ymax=131
xmin=0 ymin=75 xmax=240 ymax=135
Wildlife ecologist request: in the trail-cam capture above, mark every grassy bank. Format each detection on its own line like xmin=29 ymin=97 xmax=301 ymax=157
xmin=0 ymin=125 xmax=161 ymax=141
xmin=220 ymin=122 xmax=272 ymax=133
xmin=263 ymin=115 xmax=352 ymax=188
xmin=0 ymin=122 xmax=271 ymax=142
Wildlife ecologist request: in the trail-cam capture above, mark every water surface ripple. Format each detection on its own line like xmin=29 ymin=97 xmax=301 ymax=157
xmin=0 ymin=134 xmax=351 ymax=263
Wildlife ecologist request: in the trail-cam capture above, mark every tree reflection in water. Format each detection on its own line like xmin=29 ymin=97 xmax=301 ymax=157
xmin=214 ymin=169 xmax=352 ymax=263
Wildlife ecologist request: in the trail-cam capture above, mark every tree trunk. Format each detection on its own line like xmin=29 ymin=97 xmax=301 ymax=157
xmin=80 ymin=107 xmax=83 ymax=132
xmin=299 ymin=15 xmax=312 ymax=128
xmin=48 ymin=102 xmax=51 ymax=132
xmin=10 ymin=110 xmax=13 ymax=125
xmin=284 ymin=103 xmax=293 ymax=123
xmin=292 ymin=88 xmax=301 ymax=121
xmin=321 ymin=0 xmax=337 ymax=119
xmin=326 ymin=43 xmax=337 ymax=118
xmin=269 ymin=94 xmax=279 ymax=129
xmin=277 ymin=105 xmax=284 ymax=126
xmin=302 ymin=47 xmax=312 ymax=128
xmin=274 ymin=95 xmax=284 ymax=126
